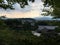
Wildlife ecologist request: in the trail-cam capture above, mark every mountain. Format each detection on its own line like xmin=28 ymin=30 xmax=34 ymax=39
xmin=34 ymin=16 xmax=53 ymax=21
xmin=34 ymin=16 xmax=60 ymax=21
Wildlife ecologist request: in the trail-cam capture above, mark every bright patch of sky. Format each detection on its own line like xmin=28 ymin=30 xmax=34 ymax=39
xmin=0 ymin=0 xmax=53 ymax=18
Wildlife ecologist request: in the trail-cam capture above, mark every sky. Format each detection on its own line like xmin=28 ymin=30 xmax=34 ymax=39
xmin=0 ymin=0 xmax=45 ymax=18
xmin=0 ymin=0 xmax=52 ymax=18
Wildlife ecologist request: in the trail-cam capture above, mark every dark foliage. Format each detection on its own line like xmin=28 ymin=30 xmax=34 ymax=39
xmin=44 ymin=0 xmax=60 ymax=18
xmin=0 ymin=18 xmax=60 ymax=45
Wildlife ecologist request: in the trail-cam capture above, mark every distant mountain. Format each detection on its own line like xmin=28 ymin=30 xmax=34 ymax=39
xmin=1 ymin=16 xmax=60 ymax=21
xmin=34 ymin=16 xmax=60 ymax=21
xmin=34 ymin=16 xmax=53 ymax=20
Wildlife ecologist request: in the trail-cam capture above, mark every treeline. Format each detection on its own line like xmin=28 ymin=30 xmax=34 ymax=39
xmin=0 ymin=18 xmax=38 ymax=30
xmin=0 ymin=19 xmax=8 ymax=30
xmin=0 ymin=18 xmax=60 ymax=45
xmin=0 ymin=18 xmax=60 ymax=30
xmin=36 ymin=20 xmax=60 ymax=26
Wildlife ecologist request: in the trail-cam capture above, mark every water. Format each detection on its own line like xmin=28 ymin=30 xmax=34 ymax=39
xmin=0 ymin=0 xmax=53 ymax=18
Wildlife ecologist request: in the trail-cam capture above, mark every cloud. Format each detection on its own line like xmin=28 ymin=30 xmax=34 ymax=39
xmin=0 ymin=0 xmax=45 ymax=18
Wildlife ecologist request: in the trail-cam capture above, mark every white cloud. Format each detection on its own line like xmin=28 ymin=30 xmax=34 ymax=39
xmin=0 ymin=0 xmax=50 ymax=18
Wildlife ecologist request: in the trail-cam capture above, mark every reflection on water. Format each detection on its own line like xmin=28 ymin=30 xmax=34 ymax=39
xmin=0 ymin=0 xmax=53 ymax=18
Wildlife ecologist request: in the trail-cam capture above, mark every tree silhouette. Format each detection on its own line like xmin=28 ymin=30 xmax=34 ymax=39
xmin=0 ymin=0 xmax=35 ymax=9
xmin=44 ymin=0 xmax=60 ymax=18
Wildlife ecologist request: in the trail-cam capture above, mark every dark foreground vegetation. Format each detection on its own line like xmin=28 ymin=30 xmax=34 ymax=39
xmin=0 ymin=18 xmax=60 ymax=45
xmin=0 ymin=29 xmax=60 ymax=45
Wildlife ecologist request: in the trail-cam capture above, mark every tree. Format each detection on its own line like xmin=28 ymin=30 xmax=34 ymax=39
xmin=44 ymin=0 xmax=60 ymax=18
xmin=0 ymin=0 xmax=35 ymax=9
